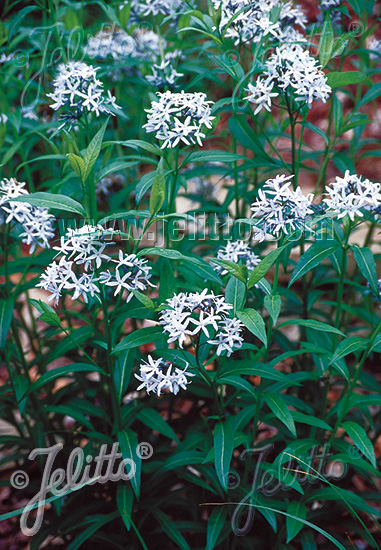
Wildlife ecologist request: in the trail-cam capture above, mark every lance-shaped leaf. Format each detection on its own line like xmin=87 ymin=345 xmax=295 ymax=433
xmin=350 ymin=245 xmax=379 ymax=296
xmin=264 ymin=391 xmax=296 ymax=436
xmin=288 ymin=243 xmax=339 ymax=287
xmin=214 ymin=421 xmax=234 ymax=490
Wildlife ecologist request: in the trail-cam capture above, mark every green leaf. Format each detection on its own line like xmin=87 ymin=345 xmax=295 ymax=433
xmin=288 ymin=243 xmax=339 ymax=287
xmin=329 ymin=337 xmax=368 ymax=366
xmin=116 ymin=139 xmax=163 ymax=156
xmin=137 ymin=408 xmax=179 ymax=442
xmin=112 ymin=326 xmax=163 ymax=354
xmin=300 ymin=121 xmax=329 ymax=145
xmin=286 ymin=501 xmax=307 ymax=543
xmin=218 ymin=360 xmax=288 ymax=382
xmin=118 ymin=429 xmax=141 ymax=498
xmin=114 ymin=349 xmax=135 ymax=401
xmin=291 ymin=411 xmax=332 ymax=431
xmin=225 ymin=276 xmax=246 ymax=314
xmin=350 ymin=245 xmax=379 ymax=296
xmin=0 ymin=298 xmax=13 ymax=349
xmin=10 ymin=192 xmax=86 ymax=216
xmin=264 ymin=391 xmax=297 ymax=436
xmin=159 ymin=260 xmax=176 ymax=303
xmin=356 ymin=81 xmax=381 ymax=110
xmin=142 ymin=248 xmax=222 ymax=284
xmin=149 ymin=158 xmax=165 ymax=216
xmin=67 ymin=512 xmax=119 ymax=550
xmin=20 ymin=363 xmax=107 ymax=398
xmin=153 ymin=510 xmax=190 ymax=550
xmin=237 ymin=308 xmax=267 ymax=346
xmin=264 ymin=295 xmax=281 ymax=326
xmin=184 ymin=150 xmax=246 ymax=164
xmin=161 ymin=451 xmax=205 ymax=472
xmin=83 ymin=119 xmax=109 ymax=181
xmin=206 ymin=507 xmax=227 ymax=550
xmin=217 ymin=375 xmax=256 ymax=399
xmin=131 ymin=290 xmax=155 ymax=310
xmin=248 ymin=244 xmax=288 ymax=288
xmin=326 ymin=71 xmax=366 ymax=88
xmin=319 ymin=14 xmax=334 ymax=67
xmin=342 ymin=421 xmax=376 ymax=468
xmin=116 ymin=484 xmax=133 ymax=531
xmin=29 ymin=299 xmax=61 ymax=327
xmin=8 ymin=6 xmax=37 ymax=41
xmin=214 ymin=421 xmax=234 ymax=490
xmin=67 ymin=153 xmax=85 ymax=181
xmin=277 ymin=319 xmax=345 ymax=337
xmin=211 ymin=259 xmax=247 ymax=282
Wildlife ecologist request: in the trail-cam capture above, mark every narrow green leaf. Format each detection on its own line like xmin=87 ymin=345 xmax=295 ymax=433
xmin=137 ymin=408 xmax=179 ymax=442
xmin=116 ymin=484 xmax=133 ymax=531
xmin=118 ymin=429 xmax=141 ymax=498
xmin=214 ymin=421 xmax=234 ymax=490
xmin=149 ymin=157 xmax=165 ymax=216
xmin=264 ymin=295 xmax=281 ymax=326
xmin=350 ymin=245 xmax=379 ymax=296
xmin=356 ymin=81 xmax=381 ymax=110
xmin=0 ymin=298 xmax=14 ymax=349
xmin=326 ymin=71 xmax=366 ymax=88
xmin=237 ymin=308 xmax=267 ymax=346
xmin=225 ymin=276 xmax=246 ymax=314
xmin=248 ymin=244 xmax=288 ymax=288
xmin=67 ymin=512 xmax=119 ymax=550
xmin=206 ymin=507 xmax=227 ymax=550
xmin=277 ymin=319 xmax=345 ymax=337
xmin=153 ymin=510 xmax=190 ymax=550
xmin=264 ymin=391 xmax=297 ymax=436
xmin=286 ymin=501 xmax=307 ymax=542
xmin=319 ymin=14 xmax=334 ymax=67
xmin=11 ymin=192 xmax=86 ymax=216
xmin=342 ymin=421 xmax=376 ymax=467
xmin=67 ymin=153 xmax=85 ymax=181
xmin=21 ymin=363 xmax=107 ymax=398
xmin=329 ymin=337 xmax=368 ymax=366
xmin=83 ymin=119 xmax=109 ymax=181
xmin=288 ymin=243 xmax=339 ymax=287
xmin=112 ymin=326 xmax=163 ymax=354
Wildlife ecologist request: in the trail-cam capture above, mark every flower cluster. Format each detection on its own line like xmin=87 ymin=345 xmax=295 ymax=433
xmin=212 ymin=240 xmax=261 ymax=275
xmin=160 ymin=289 xmax=244 ymax=356
xmin=213 ymin=0 xmax=306 ymax=45
xmin=246 ymin=43 xmax=331 ymax=112
xmin=317 ymin=0 xmax=342 ymax=28
xmin=144 ymin=91 xmax=215 ymax=148
xmin=324 ymin=171 xmax=381 ymax=221
xmin=250 ymin=174 xmax=314 ymax=239
xmin=47 ymin=61 xmax=121 ymax=128
xmin=87 ymin=28 xmax=136 ymax=60
xmin=368 ymin=38 xmax=381 ymax=61
xmin=135 ymin=355 xmax=194 ymax=396
xmin=126 ymin=0 xmax=188 ymax=20
xmin=146 ymin=51 xmax=184 ymax=90
xmin=38 ymin=226 xmax=153 ymax=306
xmin=0 ymin=178 xmax=55 ymax=252
xmin=99 ymin=250 xmax=154 ymax=301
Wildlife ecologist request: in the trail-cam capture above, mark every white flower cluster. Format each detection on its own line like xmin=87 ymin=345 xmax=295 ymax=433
xmin=213 ymin=240 xmax=261 ymax=275
xmin=368 ymin=38 xmax=381 ymax=61
xmin=127 ymin=0 xmax=187 ymax=19
xmin=87 ymin=28 xmax=136 ymax=60
xmin=246 ymin=43 xmax=332 ymax=113
xmin=144 ymin=91 xmax=215 ymax=148
xmin=160 ymin=289 xmax=244 ymax=356
xmin=324 ymin=171 xmax=381 ymax=221
xmin=38 ymin=225 xmax=153 ymax=306
xmin=146 ymin=51 xmax=184 ymax=89
xmin=0 ymin=114 xmax=7 ymax=124
xmin=96 ymin=173 xmax=125 ymax=197
xmin=213 ymin=0 xmax=306 ymax=44
xmin=47 ymin=61 xmax=120 ymax=128
xmin=135 ymin=355 xmax=194 ymax=396
xmin=0 ymin=178 xmax=55 ymax=252
xmin=250 ymin=174 xmax=313 ymax=239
